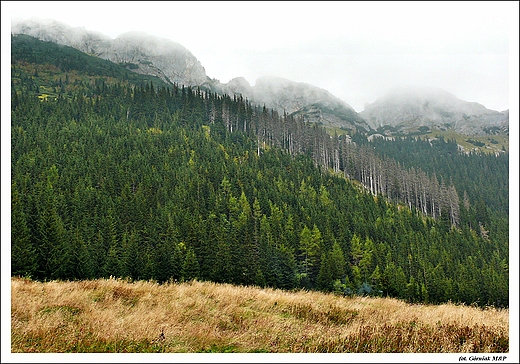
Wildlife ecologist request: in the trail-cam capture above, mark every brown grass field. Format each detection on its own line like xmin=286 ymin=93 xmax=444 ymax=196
xmin=10 ymin=276 xmax=509 ymax=353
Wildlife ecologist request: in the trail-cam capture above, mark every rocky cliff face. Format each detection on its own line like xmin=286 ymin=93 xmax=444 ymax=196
xmin=220 ymin=77 xmax=255 ymax=101
xmin=11 ymin=18 xmax=208 ymax=86
xmin=360 ymin=86 xmax=509 ymax=136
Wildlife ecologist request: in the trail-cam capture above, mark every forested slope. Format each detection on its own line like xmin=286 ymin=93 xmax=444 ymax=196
xmin=10 ymin=35 xmax=509 ymax=307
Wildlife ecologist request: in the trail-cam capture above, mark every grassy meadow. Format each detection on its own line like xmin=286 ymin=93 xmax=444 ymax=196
xmin=10 ymin=277 xmax=509 ymax=353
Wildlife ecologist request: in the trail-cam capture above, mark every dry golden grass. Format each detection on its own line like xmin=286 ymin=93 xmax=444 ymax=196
xmin=10 ymin=277 xmax=509 ymax=353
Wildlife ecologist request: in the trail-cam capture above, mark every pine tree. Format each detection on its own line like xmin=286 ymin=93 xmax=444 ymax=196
xmin=276 ymin=244 xmax=297 ymax=289
xmin=317 ymin=241 xmax=345 ymax=291
xmin=33 ymin=168 xmax=69 ymax=280
xmin=154 ymin=242 xmax=174 ymax=283
xmin=299 ymin=224 xmax=321 ymax=287
xmin=11 ymin=185 xmax=37 ymax=277
xmin=103 ymin=241 xmax=123 ymax=278
xmin=121 ymin=229 xmax=143 ymax=280
xmin=182 ymin=248 xmax=200 ymax=281
xmin=210 ymin=214 xmax=233 ymax=283
xmin=71 ymin=226 xmax=94 ymax=280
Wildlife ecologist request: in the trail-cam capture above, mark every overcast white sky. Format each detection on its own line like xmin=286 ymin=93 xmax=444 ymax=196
xmin=3 ymin=1 xmax=518 ymax=113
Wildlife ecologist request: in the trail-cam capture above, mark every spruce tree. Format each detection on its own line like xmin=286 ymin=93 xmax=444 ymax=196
xmin=182 ymin=248 xmax=200 ymax=281
xmin=11 ymin=186 xmax=37 ymax=277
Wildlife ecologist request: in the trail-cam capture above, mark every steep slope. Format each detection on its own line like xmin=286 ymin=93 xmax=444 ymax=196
xmin=11 ymin=18 xmax=208 ymax=86
xmin=289 ymin=100 xmax=370 ymax=133
xmin=10 ymin=34 xmax=169 ymax=102
xmin=360 ymin=86 xmax=508 ymax=136
xmin=101 ymin=31 xmax=208 ymax=86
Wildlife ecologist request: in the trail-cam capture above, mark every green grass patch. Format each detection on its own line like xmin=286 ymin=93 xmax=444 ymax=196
xmin=202 ymin=344 xmax=240 ymax=353
xmin=39 ymin=304 xmax=82 ymax=316
xmin=424 ymin=128 xmax=508 ymax=154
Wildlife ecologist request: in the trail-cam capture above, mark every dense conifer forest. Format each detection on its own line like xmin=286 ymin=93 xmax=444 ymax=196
xmin=11 ymin=35 xmax=509 ymax=307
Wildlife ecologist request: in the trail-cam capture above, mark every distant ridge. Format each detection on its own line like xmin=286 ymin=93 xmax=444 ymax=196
xmin=360 ymin=86 xmax=508 ymax=136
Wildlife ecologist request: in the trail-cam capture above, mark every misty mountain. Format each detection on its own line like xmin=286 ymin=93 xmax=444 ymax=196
xmin=11 ymin=18 xmax=370 ymax=132
xmin=11 ymin=18 xmax=208 ymax=86
xmin=360 ymin=86 xmax=509 ymax=136
xmin=11 ymin=17 xmax=112 ymax=53
xmin=11 ymin=18 xmax=508 ymax=136
xmin=218 ymin=76 xmax=370 ymax=132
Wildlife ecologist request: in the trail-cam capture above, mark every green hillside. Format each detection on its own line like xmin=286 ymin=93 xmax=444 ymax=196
xmin=11 ymin=34 xmax=168 ymax=101
xmin=10 ymin=35 xmax=509 ymax=308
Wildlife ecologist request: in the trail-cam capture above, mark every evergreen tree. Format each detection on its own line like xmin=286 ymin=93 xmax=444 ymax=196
xmin=317 ymin=241 xmax=345 ymax=291
xmin=71 ymin=226 xmax=94 ymax=279
xmin=103 ymin=240 xmax=122 ymax=278
xmin=182 ymin=248 xmax=200 ymax=281
xmin=121 ymin=229 xmax=143 ymax=280
xmin=33 ymin=168 xmax=69 ymax=280
xmin=11 ymin=185 xmax=37 ymax=277
xmin=299 ymin=224 xmax=322 ymax=287
xmin=275 ymin=244 xmax=297 ymax=289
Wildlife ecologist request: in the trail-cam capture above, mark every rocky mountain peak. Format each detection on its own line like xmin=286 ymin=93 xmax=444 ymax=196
xmin=221 ymin=77 xmax=254 ymax=100
xmin=10 ymin=18 xmax=372 ymax=132
xmin=15 ymin=19 xmax=506 ymax=137
xmin=251 ymin=76 xmax=355 ymax=114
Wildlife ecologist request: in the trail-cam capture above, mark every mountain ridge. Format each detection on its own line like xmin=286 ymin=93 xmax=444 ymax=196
xmin=11 ymin=18 xmax=508 ymax=136
xmin=217 ymin=76 xmax=369 ymax=133
xmin=12 ymin=18 xmax=370 ymax=132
